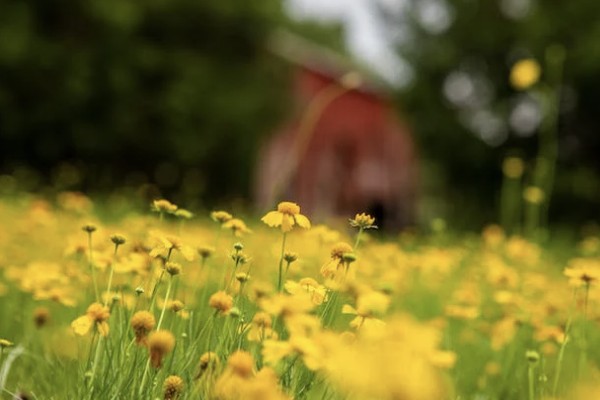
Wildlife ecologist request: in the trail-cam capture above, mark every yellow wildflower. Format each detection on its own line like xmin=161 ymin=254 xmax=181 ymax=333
xmin=163 ymin=375 xmax=184 ymax=400
xmin=131 ymin=311 xmax=156 ymax=345
xmin=196 ymin=351 xmax=219 ymax=379
xmin=148 ymin=330 xmax=175 ymax=368
xmin=152 ymin=199 xmax=178 ymax=214
xmin=149 ymin=231 xmax=195 ymax=261
xmin=209 ymin=290 xmax=234 ymax=314
xmin=349 ymin=213 xmax=377 ymax=230
xmin=564 ymin=258 xmax=600 ymax=286
xmin=211 ymin=210 xmax=233 ymax=224
xmin=222 ymin=218 xmax=252 ymax=237
xmin=71 ymin=302 xmax=110 ymax=337
xmin=261 ymin=201 xmax=311 ymax=233
xmin=510 ymin=58 xmax=541 ymax=90
xmin=245 ymin=312 xmax=278 ymax=342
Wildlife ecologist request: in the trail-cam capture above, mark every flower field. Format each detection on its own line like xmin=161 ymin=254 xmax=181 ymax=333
xmin=0 ymin=194 xmax=599 ymax=399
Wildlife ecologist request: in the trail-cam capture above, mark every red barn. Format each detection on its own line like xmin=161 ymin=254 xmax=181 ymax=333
xmin=255 ymin=33 xmax=418 ymax=230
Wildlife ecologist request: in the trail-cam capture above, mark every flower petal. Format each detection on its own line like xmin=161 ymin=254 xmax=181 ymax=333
xmin=281 ymin=214 xmax=293 ymax=232
xmin=97 ymin=321 xmax=110 ymax=337
xmin=261 ymin=211 xmax=283 ymax=228
xmin=71 ymin=315 xmax=93 ymax=336
xmin=341 ymin=304 xmax=357 ymax=315
xmin=294 ymin=214 xmax=311 ymax=229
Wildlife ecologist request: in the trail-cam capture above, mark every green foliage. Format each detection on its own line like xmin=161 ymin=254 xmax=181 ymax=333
xmin=0 ymin=0 xmax=287 ymax=202
xmin=381 ymin=0 xmax=600 ymax=227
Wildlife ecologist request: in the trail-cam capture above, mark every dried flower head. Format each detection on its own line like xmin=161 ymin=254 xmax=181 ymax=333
xmin=148 ymin=330 xmax=175 ymax=368
xmin=81 ymin=224 xmax=97 ymax=234
xmin=33 ymin=307 xmax=50 ymax=328
xmin=165 ymin=262 xmax=182 ymax=276
xmin=283 ymin=252 xmax=298 ymax=264
xmin=131 ymin=311 xmax=156 ymax=345
xmin=110 ymin=234 xmax=127 ymax=246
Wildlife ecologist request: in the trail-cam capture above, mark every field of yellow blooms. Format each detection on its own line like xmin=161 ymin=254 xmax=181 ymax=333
xmin=0 ymin=193 xmax=599 ymax=399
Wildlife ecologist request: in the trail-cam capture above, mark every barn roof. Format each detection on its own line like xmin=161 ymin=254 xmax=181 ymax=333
xmin=267 ymin=29 xmax=392 ymax=96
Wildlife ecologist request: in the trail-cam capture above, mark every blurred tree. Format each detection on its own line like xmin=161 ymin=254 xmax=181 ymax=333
xmin=0 ymin=0 xmax=288 ymax=205
xmin=378 ymin=0 xmax=600 ymax=229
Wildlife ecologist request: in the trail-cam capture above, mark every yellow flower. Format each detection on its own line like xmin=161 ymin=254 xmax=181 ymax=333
xmin=245 ymin=312 xmax=278 ymax=342
xmin=320 ymin=242 xmax=354 ymax=282
xmin=71 ymin=302 xmax=110 ymax=337
xmin=510 ymin=58 xmax=541 ymax=90
xmin=211 ymin=210 xmax=233 ymax=224
xmin=149 ymin=231 xmax=196 ymax=261
xmin=564 ymin=258 xmax=600 ymax=286
xmin=285 ymin=278 xmax=328 ymax=305
xmin=209 ymin=290 xmax=234 ymax=314
xmin=349 ymin=213 xmax=377 ymax=230
xmin=163 ymin=375 xmax=184 ymax=400
xmin=502 ymin=157 xmax=525 ymax=179
xmin=196 ymin=351 xmax=220 ymax=379
xmin=222 ymin=218 xmax=253 ymax=237
xmin=152 ymin=199 xmax=178 ymax=214
xmin=523 ymin=186 xmax=545 ymax=204
xmin=131 ymin=311 xmax=156 ymax=345
xmin=148 ymin=330 xmax=175 ymax=368
xmin=261 ymin=202 xmax=311 ymax=233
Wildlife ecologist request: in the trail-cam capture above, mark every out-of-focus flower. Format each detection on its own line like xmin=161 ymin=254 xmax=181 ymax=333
xmin=71 ymin=303 xmax=110 ymax=336
xmin=510 ymin=59 xmax=541 ymax=90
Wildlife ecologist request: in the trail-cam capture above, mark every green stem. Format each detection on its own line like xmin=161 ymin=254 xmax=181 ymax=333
xmin=354 ymin=228 xmax=363 ymax=250
xmin=88 ymin=232 xmax=100 ymax=302
xmin=156 ymin=277 xmax=174 ymax=331
xmin=277 ymin=233 xmax=288 ymax=292
xmin=528 ymin=364 xmax=536 ymax=400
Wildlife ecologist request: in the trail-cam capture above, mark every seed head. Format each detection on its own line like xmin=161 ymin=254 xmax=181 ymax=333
xmin=131 ymin=311 xmax=156 ymax=345
xmin=526 ymin=350 xmax=540 ymax=364
xmin=283 ymin=252 xmax=298 ymax=264
xmin=165 ymin=262 xmax=182 ymax=276
xmin=170 ymin=300 xmax=185 ymax=313
xmin=163 ymin=375 xmax=184 ymax=400
xmin=148 ymin=330 xmax=175 ymax=368
xmin=33 ymin=307 xmax=50 ymax=328
xmin=81 ymin=224 xmax=97 ymax=234
xmin=110 ymin=234 xmax=127 ymax=246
